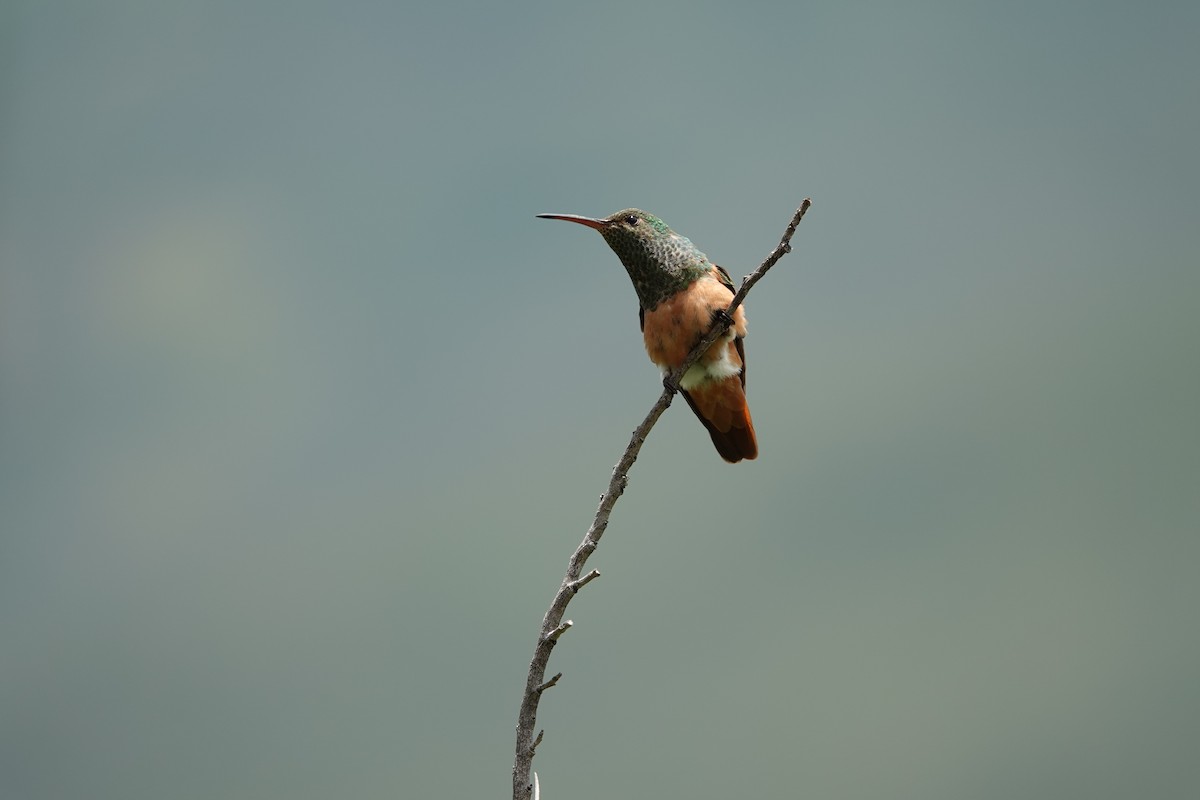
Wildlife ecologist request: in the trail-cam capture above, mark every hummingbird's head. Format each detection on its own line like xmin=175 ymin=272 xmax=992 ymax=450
xmin=537 ymin=208 xmax=710 ymax=309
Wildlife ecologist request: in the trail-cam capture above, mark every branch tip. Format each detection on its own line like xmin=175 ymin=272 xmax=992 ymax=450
xmin=536 ymin=672 xmax=562 ymax=693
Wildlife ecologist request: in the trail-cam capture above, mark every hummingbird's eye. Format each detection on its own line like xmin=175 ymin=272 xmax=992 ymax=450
xmin=624 ymin=214 xmax=638 ymax=225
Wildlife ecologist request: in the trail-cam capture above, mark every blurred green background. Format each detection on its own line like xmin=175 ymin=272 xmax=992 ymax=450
xmin=2 ymin=1 xmax=1197 ymax=798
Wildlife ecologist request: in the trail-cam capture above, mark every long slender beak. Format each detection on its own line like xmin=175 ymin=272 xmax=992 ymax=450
xmin=536 ymin=213 xmax=608 ymax=230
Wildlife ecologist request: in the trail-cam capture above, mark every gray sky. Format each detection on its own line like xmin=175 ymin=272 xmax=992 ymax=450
xmin=2 ymin=2 xmax=1198 ymax=798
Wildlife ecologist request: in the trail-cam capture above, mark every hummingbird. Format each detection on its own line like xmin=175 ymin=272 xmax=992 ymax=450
xmin=537 ymin=208 xmax=758 ymax=463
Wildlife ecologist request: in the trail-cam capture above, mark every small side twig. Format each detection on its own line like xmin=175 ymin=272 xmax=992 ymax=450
xmin=543 ymin=620 xmax=572 ymax=643
xmin=567 ymin=569 xmax=601 ymax=593
xmin=535 ymin=673 xmax=562 ymax=693
xmin=512 ymin=200 xmax=812 ymax=800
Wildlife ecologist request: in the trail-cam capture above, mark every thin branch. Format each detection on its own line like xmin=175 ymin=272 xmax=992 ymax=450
xmin=512 ymin=200 xmax=812 ymax=800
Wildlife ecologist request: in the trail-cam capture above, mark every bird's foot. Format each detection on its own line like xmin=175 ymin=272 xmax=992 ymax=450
xmin=711 ymin=308 xmax=735 ymax=328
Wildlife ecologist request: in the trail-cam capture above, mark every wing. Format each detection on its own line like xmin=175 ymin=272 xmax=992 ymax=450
xmin=712 ymin=264 xmax=746 ymax=388
xmin=734 ymin=332 xmax=746 ymax=388
xmin=712 ymin=263 xmax=736 ymax=295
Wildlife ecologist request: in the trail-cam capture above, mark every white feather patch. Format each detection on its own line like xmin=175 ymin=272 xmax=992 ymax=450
xmin=677 ymin=334 xmax=740 ymax=391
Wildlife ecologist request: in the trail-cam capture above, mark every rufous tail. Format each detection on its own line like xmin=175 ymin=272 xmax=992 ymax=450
xmin=680 ymin=376 xmax=758 ymax=463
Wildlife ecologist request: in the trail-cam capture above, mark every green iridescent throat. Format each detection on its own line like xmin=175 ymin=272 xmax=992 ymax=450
xmin=597 ymin=209 xmax=710 ymax=310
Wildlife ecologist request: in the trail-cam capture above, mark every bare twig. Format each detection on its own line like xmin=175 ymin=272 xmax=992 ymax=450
xmin=512 ymin=200 xmax=812 ymax=800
